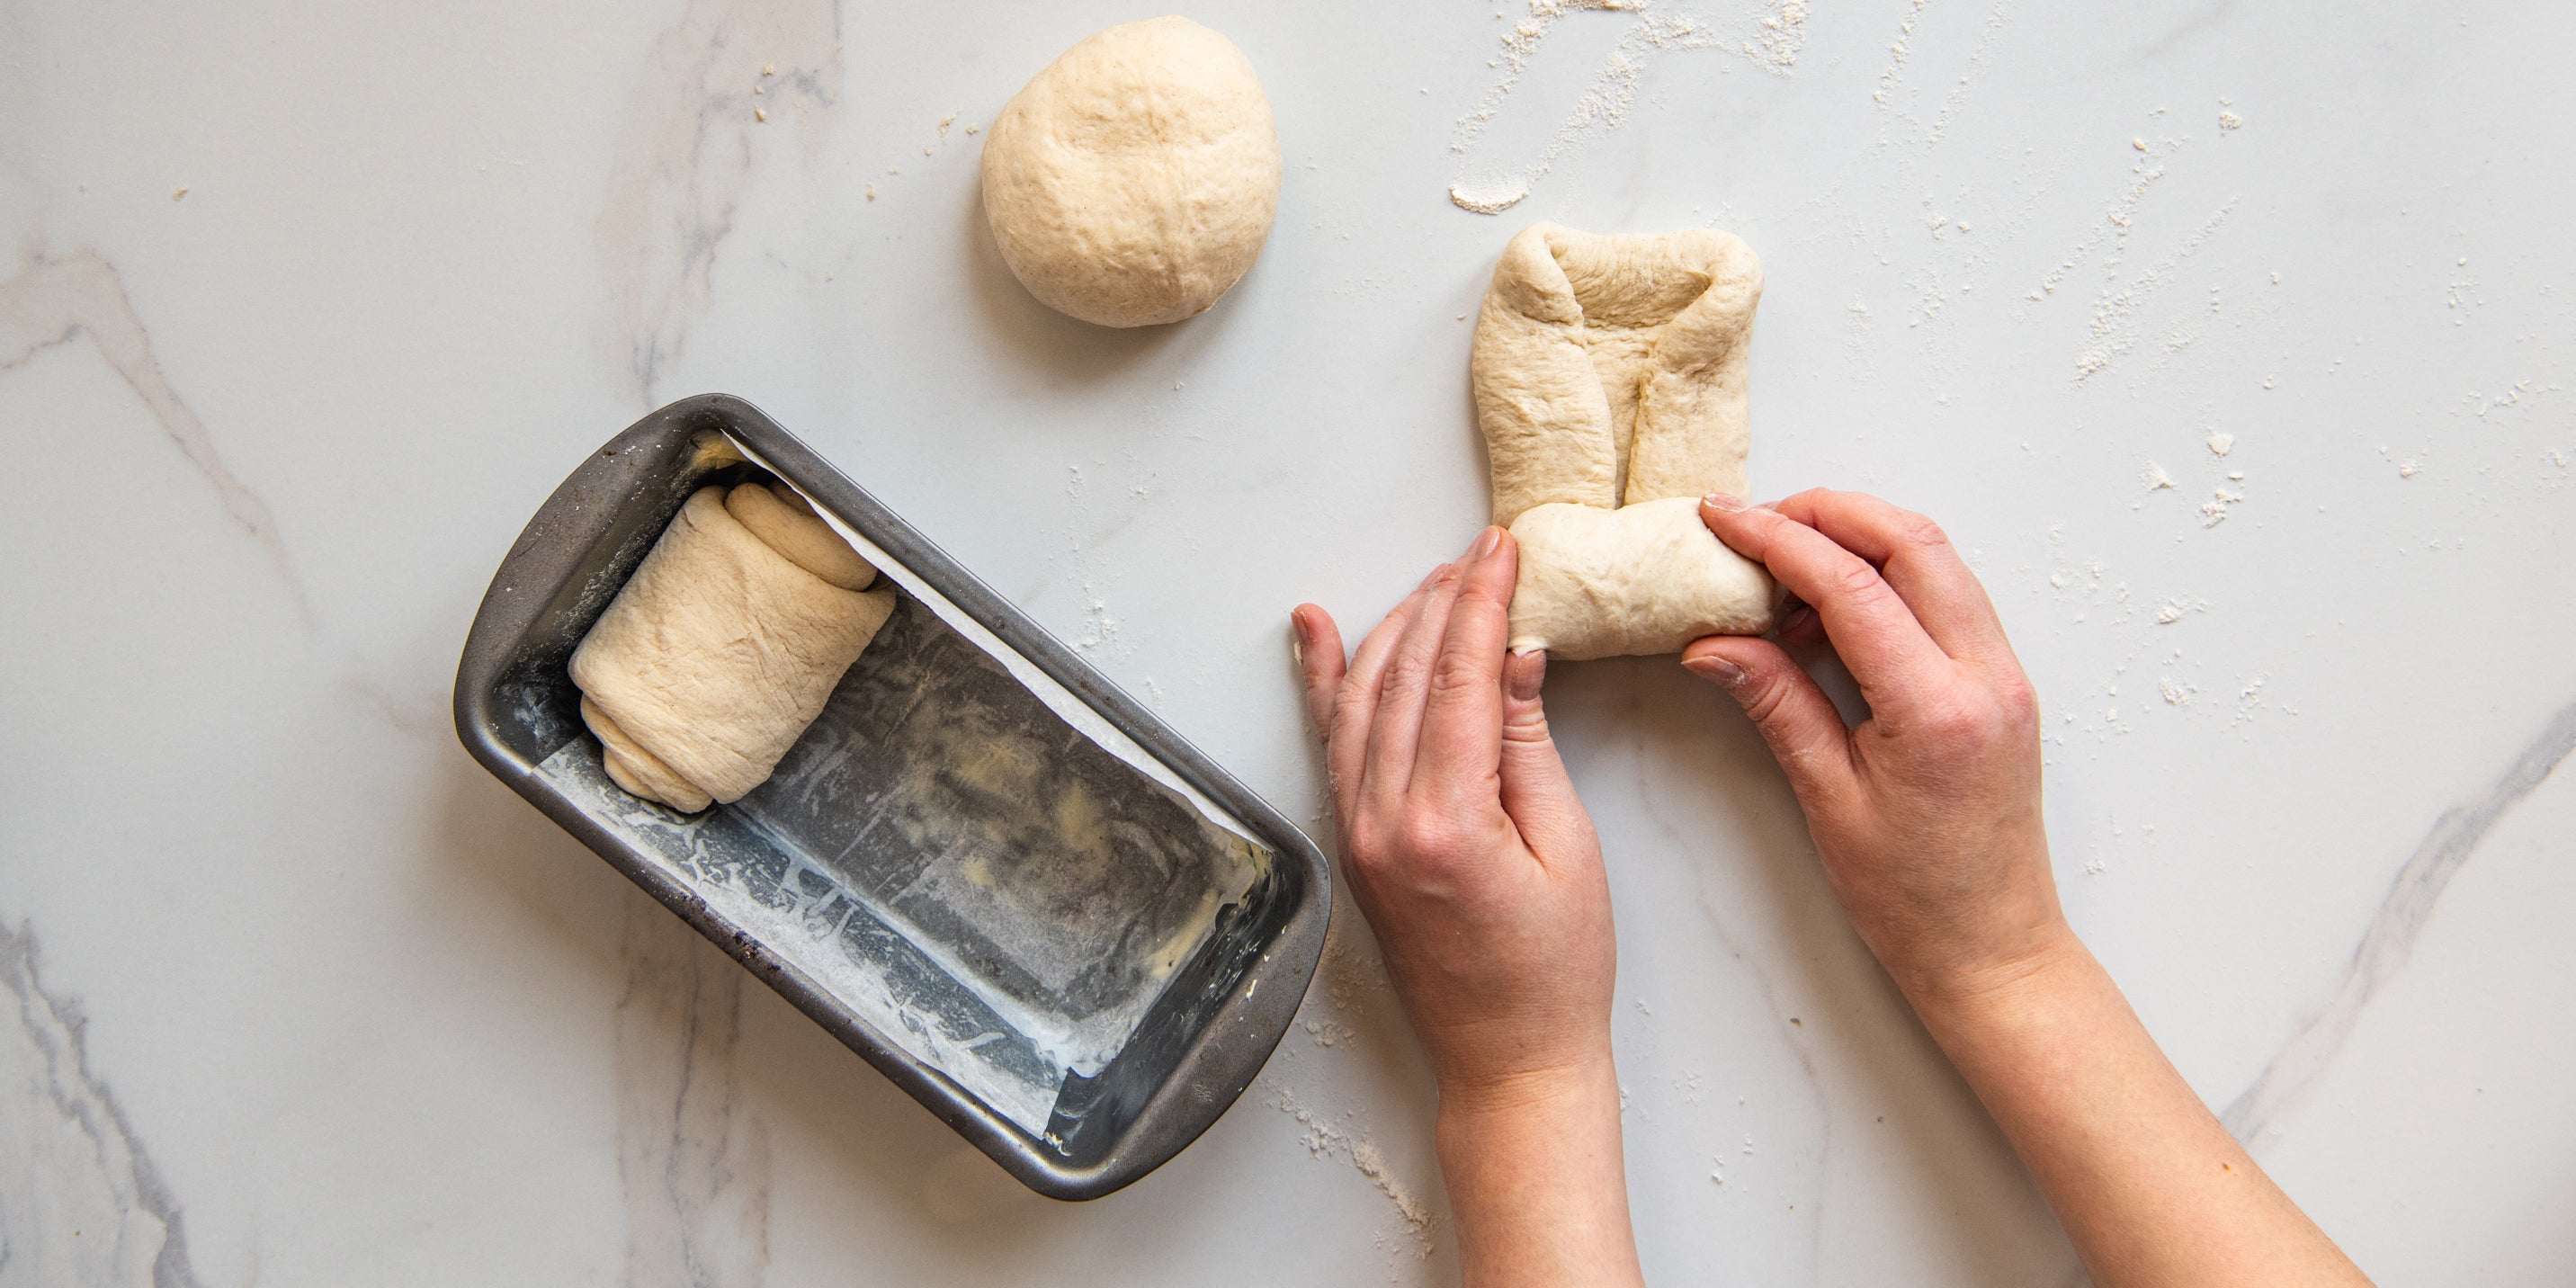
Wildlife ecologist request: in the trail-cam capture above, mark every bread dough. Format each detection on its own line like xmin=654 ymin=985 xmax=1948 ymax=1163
xmin=1470 ymin=221 xmax=1778 ymax=657
xmin=581 ymin=693 xmax=711 ymax=812
xmin=570 ymin=484 xmax=897 ymax=810
xmin=1474 ymin=222 xmax=1764 ymax=524
xmin=979 ymin=16 xmax=1280 ymax=327
xmin=1506 ymin=498 xmax=1780 ymax=659
xmin=724 ymin=480 xmax=876 ymax=591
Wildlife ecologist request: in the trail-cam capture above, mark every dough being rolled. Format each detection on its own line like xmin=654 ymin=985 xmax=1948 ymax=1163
xmin=569 ymin=483 xmax=897 ymax=810
xmin=1471 ymin=221 xmax=1778 ymax=657
xmin=1506 ymin=498 xmax=1780 ymax=659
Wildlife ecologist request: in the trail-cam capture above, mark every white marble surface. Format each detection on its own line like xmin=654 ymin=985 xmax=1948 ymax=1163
xmin=4 ymin=1 xmax=2572 ymax=1284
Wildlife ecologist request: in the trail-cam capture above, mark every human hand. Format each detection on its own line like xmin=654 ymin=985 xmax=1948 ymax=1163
xmin=1682 ymin=489 xmax=2069 ymax=1004
xmin=1291 ymin=526 xmax=1614 ymax=1105
xmin=1683 ymin=489 xmax=2372 ymax=1287
xmin=1293 ymin=528 xmax=1643 ymax=1287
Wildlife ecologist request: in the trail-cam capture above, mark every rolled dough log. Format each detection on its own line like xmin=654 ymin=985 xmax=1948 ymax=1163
xmin=570 ymin=483 xmax=897 ymax=810
xmin=1507 ymin=498 xmax=1781 ymax=659
xmin=582 ymin=693 xmax=711 ymax=813
xmin=1471 ymin=222 xmax=1778 ymax=657
xmin=724 ymin=479 xmax=877 ymax=591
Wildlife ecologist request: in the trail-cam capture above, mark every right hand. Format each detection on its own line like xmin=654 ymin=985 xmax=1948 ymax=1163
xmin=1681 ymin=489 xmax=2071 ymax=1002
xmin=1690 ymin=491 xmax=2375 ymax=1288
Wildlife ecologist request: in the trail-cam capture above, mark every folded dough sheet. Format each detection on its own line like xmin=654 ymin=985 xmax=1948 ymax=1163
xmin=535 ymin=438 xmax=1268 ymax=1135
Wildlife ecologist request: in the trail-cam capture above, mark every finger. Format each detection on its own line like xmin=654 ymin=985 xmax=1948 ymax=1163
xmin=1330 ymin=565 xmax=1445 ymax=813
xmin=1770 ymin=489 xmax=2014 ymax=666
xmin=1291 ymin=604 xmax=1346 ymax=738
xmin=1413 ymin=527 xmax=1515 ymax=801
xmin=1701 ymin=495 xmax=1951 ymax=711
xmin=1776 ymin=600 xmax=1825 ymax=649
xmin=1679 ymin=635 xmax=1858 ymax=806
xmin=1361 ymin=544 xmax=1477 ymax=809
xmin=1497 ymin=648 xmax=1595 ymax=870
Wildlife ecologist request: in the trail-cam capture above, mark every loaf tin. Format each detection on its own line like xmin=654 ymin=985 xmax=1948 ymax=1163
xmin=453 ymin=394 xmax=1329 ymax=1199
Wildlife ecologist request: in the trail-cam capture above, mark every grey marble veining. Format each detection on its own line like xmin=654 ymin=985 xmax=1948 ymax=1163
xmin=598 ymin=0 xmax=844 ymax=405
xmin=5 ymin=0 xmax=2573 ymax=1284
xmin=2222 ymin=696 xmax=2576 ymax=1144
xmin=2053 ymin=694 xmax=2576 ymax=1285
xmin=0 ymin=925 xmax=203 ymax=1288
xmin=0 ymin=247 xmax=306 ymax=622
xmin=613 ymin=907 xmax=773 ymax=1288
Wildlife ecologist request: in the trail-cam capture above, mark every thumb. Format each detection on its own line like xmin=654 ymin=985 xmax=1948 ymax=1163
xmin=1681 ymin=636 xmax=1856 ymax=804
xmin=1496 ymin=648 xmax=1595 ymax=862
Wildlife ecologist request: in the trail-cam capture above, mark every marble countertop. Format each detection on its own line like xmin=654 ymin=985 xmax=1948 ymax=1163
xmin=5 ymin=1 xmax=2572 ymax=1284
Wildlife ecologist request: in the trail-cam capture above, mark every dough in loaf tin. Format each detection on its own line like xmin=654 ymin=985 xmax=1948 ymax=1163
xmin=1470 ymin=221 xmax=1779 ymax=657
xmin=570 ymin=482 xmax=896 ymax=811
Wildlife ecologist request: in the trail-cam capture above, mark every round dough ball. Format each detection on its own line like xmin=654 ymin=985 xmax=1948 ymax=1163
xmin=980 ymin=17 xmax=1281 ymax=327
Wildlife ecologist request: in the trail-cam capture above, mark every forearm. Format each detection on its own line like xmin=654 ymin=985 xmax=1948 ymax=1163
xmin=1434 ymin=1059 xmax=1645 ymax=1288
xmin=1910 ymin=934 xmax=2370 ymax=1287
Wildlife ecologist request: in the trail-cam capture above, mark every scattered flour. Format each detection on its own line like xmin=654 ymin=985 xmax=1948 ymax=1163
xmin=2196 ymin=476 xmax=2247 ymax=527
xmin=2232 ymin=676 xmax=2269 ymax=725
xmin=2206 ymin=430 xmax=2235 ymax=456
xmin=1449 ymin=176 xmax=1533 ymax=214
xmin=1270 ymin=1085 xmax=1436 ymax=1256
xmin=1301 ymin=1017 xmax=1355 ymax=1048
xmin=2035 ymin=130 xmax=2187 ymax=298
xmin=1748 ymin=0 xmax=1810 ymax=73
xmin=2073 ymin=195 xmax=2238 ymax=380
xmin=1873 ymin=0 xmax=1934 ymax=111
xmin=2472 ymin=379 xmax=2553 ymax=420
xmin=2154 ymin=596 xmax=2207 ymax=625
xmin=1445 ymin=0 xmax=1808 ymax=212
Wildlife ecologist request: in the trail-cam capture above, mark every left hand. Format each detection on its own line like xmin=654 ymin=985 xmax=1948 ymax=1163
xmin=1291 ymin=525 xmax=1615 ymax=1106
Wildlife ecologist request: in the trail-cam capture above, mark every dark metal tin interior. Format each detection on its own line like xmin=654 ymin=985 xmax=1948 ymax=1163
xmin=452 ymin=394 xmax=1330 ymax=1200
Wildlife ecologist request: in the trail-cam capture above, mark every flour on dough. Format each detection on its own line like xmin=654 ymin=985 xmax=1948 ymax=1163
xmin=979 ymin=17 xmax=1281 ymax=328
xmin=1470 ymin=222 xmax=1776 ymax=657
xmin=571 ymin=484 xmax=896 ymax=809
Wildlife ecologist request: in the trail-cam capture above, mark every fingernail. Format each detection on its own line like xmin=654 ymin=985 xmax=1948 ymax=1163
xmin=1505 ymin=648 xmax=1547 ymax=702
xmin=1683 ymin=656 xmax=1746 ymax=688
xmin=1465 ymin=525 xmax=1502 ymax=560
xmin=1703 ymin=492 xmax=1748 ymax=514
xmin=1289 ymin=607 xmax=1311 ymax=648
xmin=1417 ymin=563 xmax=1449 ymax=591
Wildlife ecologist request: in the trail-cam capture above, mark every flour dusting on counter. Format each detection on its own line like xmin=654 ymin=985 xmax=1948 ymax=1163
xmin=1449 ymin=176 xmax=1532 ymax=214
xmin=1271 ymin=1084 xmax=1436 ymax=1256
xmin=1445 ymin=0 xmax=1807 ymax=212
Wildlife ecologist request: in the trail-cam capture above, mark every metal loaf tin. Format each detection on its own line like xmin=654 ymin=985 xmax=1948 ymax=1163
xmin=453 ymin=394 xmax=1329 ymax=1199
